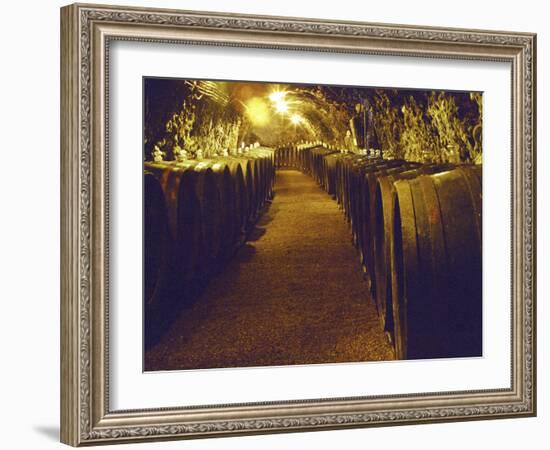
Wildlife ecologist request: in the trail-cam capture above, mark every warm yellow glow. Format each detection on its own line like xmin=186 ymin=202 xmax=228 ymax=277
xmin=269 ymin=90 xmax=287 ymax=103
xmin=290 ymin=114 xmax=303 ymax=125
xmin=274 ymin=100 xmax=289 ymax=114
xmin=269 ymin=90 xmax=290 ymax=114
xmin=244 ymin=97 xmax=270 ymax=126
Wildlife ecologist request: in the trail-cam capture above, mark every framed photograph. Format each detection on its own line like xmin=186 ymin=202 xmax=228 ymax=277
xmin=60 ymin=2 xmax=536 ymax=446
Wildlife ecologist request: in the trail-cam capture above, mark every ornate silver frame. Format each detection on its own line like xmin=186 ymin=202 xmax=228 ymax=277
xmin=60 ymin=2 xmax=536 ymax=446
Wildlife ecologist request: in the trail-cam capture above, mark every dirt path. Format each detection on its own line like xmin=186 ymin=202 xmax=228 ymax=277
xmin=145 ymin=169 xmax=395 ymax=371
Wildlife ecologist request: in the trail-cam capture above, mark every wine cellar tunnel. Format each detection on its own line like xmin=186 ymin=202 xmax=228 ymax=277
xmin=143 ymin=79 xmax=483 ymax=370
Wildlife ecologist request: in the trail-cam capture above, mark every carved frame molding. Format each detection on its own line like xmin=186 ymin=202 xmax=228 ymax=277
xmin=61 ymin=3 xmax=536 ymax=446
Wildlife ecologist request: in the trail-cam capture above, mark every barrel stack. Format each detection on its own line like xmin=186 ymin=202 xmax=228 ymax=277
xmin=391 ymin=165 xmax=482 ymax=359
xmin=279 ymin=143 xmax=482 ymax=360
xmin=145 ymin=141 xmax=482 ymax=359
xmin=144 ymin=171 xmax=172 ymax=335
xmin=143 ymin=148 xmax=275 ymax=346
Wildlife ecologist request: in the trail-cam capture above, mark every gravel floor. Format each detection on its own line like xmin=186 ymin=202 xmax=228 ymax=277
xmin=145 ymin=170 xmax=395 ymax=371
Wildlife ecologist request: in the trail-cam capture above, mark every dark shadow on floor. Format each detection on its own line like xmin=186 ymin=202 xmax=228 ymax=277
xmin=247 ymin=226 xmax=267 ymax=241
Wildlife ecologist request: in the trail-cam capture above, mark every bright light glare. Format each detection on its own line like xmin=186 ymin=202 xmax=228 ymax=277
xmin=269 ymin=90 xmax=287 ymax=102
xmin=269 ymin=90 xmax=290 ymax=114
xmin=290 ymin=114 xmax=303 ymax=125
xmin=274 ymin=100 xmax=289 ymax=114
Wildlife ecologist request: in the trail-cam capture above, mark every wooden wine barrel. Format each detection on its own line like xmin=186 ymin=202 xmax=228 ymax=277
xmin=335 ymin=154 xmax=363 ymax=216
xmin=297 ymin=146 xmax=305 ymax=171
xmin=256 ymin=151 xmax=267 ymax=205
xmin=257 ymin=153 xmax=267 ymax=209
xmin=348 ymin=157 xmax=385 ymax=246
xmin=147 ymin=160 xmax=218 ymax=288
xmin=344 ymin=154 xmax=381 ymax=222
xmin=372 ymin=163 xmax=453 ymax=338
xmin=143 ymin=170 xmax=176 ymax=347
xmin=334 ymin=155 xmax=348 ymax=207
xmin=311 ymin=147 xmax=324 ymax=184
xmin=263 ymin=148 xmax=274 ymax=199
xmin=169 ymin=164 xmax=205 ymax=289
xmin=258 ymin=151 xmax=269 ymax=205
xmin=265 ymin=149 xmax=275 ymax=199
xmin=248 ymin=148 xmax=275 ymax=216
xmin=208 ymin=161 xmax=238 ymax=266
xmin=191 ymin=162 xmax=224 ymax=280
xmin=288 ymin=146 xmax=295 ymax=168
xmin=322 ymin=153 xmax=342 ymax=196
xmin=281 ymin=147 xmax=289 ymax=167
xmin=229 ymin=157 xmax=254 ymax=230
xmin=274 ymin=147 xmax=280 ymax=169
xmin=348 ymin=158 xmax=396 ymax=258
xmin=279 ymin=147 xmax=285 ymax=168
xmin=230 ymin=156 xmax=253 ymax=227
xmin=308 ymin=147 xmax=338 ymax=186
xmin=245 ymin=154 xmax=262 ymax=221
xmin=302 ymin=146 xmax=313 ymax=174
xmin=391 ymin=165 xmax=482 ymax=359
xmin=257 ymin=151 xmax=269 ymax=206
xmin=304 ymin=146 xmax=317 ymax=178
xmin=262 ymin=147 xmax=276 ymax=200
xmin=242 ymin=157 xmax=256 ymax=226
xmin=346 ymin=157 xmax=370 ymax=241
xmin=222 ymin=159 xmax=247 ymax=247
xmin=338 ymin=154 xmax=365 ymax=210
xmin=144 ymin=171 xmax=171 ymax=314
xmin=341 ymin=155 xmax=356 ymax=219
xmin=358 ymin=160 xmax=411 ymax=293
xmin=142 ymin=161 xmax=205 ymax=304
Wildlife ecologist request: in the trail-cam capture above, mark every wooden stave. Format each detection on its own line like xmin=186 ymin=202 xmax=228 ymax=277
xmin=141 ymin=162 xmax=204 ymax=317
xmin=209 ymin=162 xmax=239 ymax=266
xmin=372 ymin=163 xmax=451 ymax=340
xmin=143 ymin=171 xmax=172 ymax=314
xmin=221 ymin=159 xmax=248 ymax=246
xmin=431 ymin=166 xmax=482 ymax=357
xmin=348 ymin=158 xmax=386 ymax=246
xmin=143 ymin=162 xmax=203 ymax=285
xmin=246 ymin=149 xmax=274 ymax=220
xmin=228 ymin=157 xmax=255 ymax=230
xmin=176 ymin=163 xmax=218 ymax=285
xmin=353 ymin=160 xmax=406 ymax=259
xmin=359 ymin=161 xmax=412 ymax=296
xmin=391 ymin=166 xmax=483 ymax=359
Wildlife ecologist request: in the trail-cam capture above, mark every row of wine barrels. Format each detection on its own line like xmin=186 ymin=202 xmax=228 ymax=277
xmin=274 ymin=144 xmax=339 ymax=174
xmin=334 ymin=153 xmax=378 ymax=219
xmin=372 ymin=163 xmax=455 ymax=334
xmin=223 ymin=159 xmax=248 ymax=246
xmin=147 ymin=161 xmax=221 ymax=286
xmin=356 ymin=161 xmax=417 ymax=292
xmin=286 ymin=143 xmax=482 ymax=360
xmin=321 ymin=153 xmax=341 ymax=196
xmin=143 ymin=164 xmax=204 ymax=345
xmin=143 ymin=149 xmax=275 ymax=346
xmin=307 ymin=147 xmax=341 ymax=185
xmin=391 ymin=165 xmax=482 ymax=359
xmin=144 ymin=172 xmax=172 ymax=313
xmin=246 ymin=148 xmax=276 ymax=219
xmin=275 ymin=146 xmax=305 ymax=170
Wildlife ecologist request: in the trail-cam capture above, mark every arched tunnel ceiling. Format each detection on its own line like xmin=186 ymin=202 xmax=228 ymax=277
xmin=144 ymin=78 xmax=482 ymax=164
